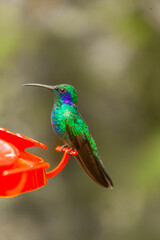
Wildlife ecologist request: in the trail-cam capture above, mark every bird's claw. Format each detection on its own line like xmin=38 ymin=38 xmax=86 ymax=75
xmin=59 ymin=145 xmax=74 ymax=155
xmin=67 ymin=147 xmax=74 ymax=155
xmin=59 ymin=144 xmax=67 ymax=152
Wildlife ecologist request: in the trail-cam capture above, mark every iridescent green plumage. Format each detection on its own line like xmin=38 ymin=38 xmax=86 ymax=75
xmin=51 ymin=85 xmax=100 ymax=158
xmin=51 ymin=84 xmax=113 ymax=188
xmin=23 ymin=83 xmax=113 ymax=188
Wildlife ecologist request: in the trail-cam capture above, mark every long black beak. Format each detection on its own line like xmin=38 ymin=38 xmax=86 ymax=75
xmin=23 ymin=83 xmax=54 ymax=91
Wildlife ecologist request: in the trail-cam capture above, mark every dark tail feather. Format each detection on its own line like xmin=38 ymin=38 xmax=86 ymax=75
xmin=66 ymin=124 xmax=113 ymax=188
xmin=75 ymin=150 xmax=113 ymax=189
xmin=72 ymin=135 xmax=113 ymax=188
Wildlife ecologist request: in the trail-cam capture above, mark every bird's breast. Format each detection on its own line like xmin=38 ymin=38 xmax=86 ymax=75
xmin=51 ymin=105 xmax=69 ymax=141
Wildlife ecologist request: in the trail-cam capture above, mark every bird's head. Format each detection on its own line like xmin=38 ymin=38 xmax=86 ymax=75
xmin=23 ymin=83 xmax=77 ymax=106
xmin=52 ymin=84 xmax=77 ymax=106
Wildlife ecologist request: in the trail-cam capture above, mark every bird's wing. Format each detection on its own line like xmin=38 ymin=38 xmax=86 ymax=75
xmin=65 ymin=115 xmax=113 ymax=188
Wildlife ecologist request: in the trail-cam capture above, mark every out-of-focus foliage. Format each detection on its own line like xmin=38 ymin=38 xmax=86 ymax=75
xmin=0 ymin=0 xmax=160 ymax=240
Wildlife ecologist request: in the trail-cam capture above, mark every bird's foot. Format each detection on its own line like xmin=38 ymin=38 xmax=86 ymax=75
xmin=67 ymin=147 xmax=74 ymax=155
xmin=59 ymin=145 xmax=76 ymax=155
xmin=59 ymin=144 xmax=68 ymax=152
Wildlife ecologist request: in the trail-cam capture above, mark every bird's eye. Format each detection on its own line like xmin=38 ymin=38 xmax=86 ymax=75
xmin=59 ymin=87 xmax=66 ymax=94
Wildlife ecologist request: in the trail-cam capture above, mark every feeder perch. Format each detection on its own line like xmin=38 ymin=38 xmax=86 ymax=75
xmin=0 ymin=127 xmax=77 ymax=198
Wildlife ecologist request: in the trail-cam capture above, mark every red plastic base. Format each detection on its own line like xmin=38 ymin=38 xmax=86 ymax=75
xmin=0 ymin=128 xmax=77 ymax=198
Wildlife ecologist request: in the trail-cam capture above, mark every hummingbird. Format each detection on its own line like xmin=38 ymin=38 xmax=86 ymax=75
xmin=23 ymin=83 xmax=113 ymax=188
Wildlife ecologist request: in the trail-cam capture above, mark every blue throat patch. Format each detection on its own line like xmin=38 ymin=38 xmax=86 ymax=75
xmin=61 ymin=92 xmax=74 ymax=105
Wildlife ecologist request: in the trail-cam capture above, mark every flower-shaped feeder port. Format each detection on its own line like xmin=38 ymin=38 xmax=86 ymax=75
xmin=0 ymin=128 xmax=77 ymax=198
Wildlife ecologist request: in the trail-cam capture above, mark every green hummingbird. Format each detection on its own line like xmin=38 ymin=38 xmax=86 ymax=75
xmin=23 ymin=83 xmax=113 ymax=188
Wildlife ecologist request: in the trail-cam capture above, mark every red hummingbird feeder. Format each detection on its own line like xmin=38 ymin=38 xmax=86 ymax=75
xmin=0 ymin=127 xmax=77 ymax=198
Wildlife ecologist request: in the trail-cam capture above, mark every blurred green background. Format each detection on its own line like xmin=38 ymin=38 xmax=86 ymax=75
xmin=0 ymin=0 xmax=160 ymax=239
